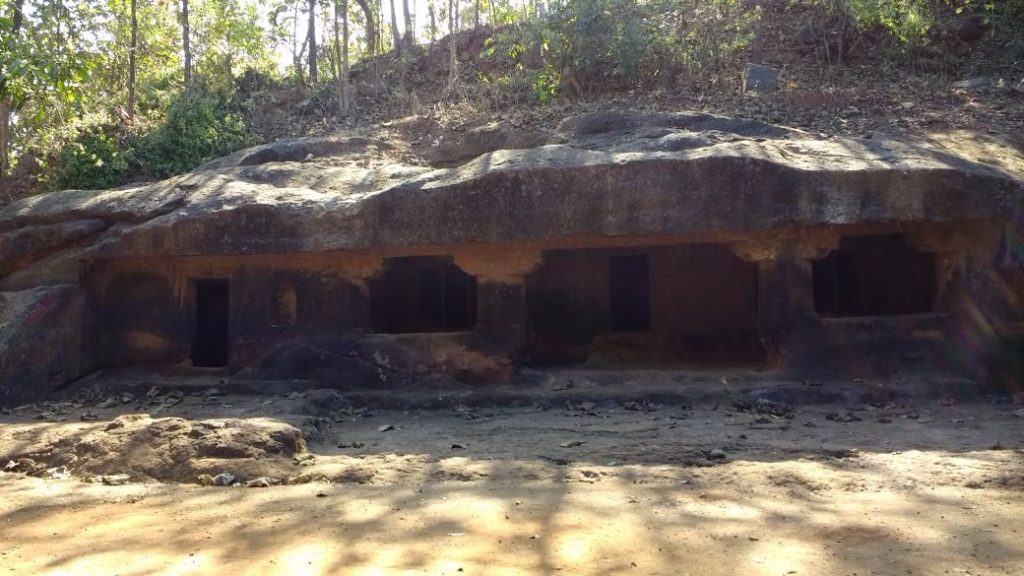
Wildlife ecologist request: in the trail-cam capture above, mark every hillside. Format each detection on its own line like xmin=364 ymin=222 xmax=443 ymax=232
xmin=1 ymin=1 xmax=1023 ymax=203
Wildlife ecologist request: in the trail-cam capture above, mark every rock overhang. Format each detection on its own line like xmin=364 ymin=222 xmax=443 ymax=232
xmin=0 ymin=111 xmax=1020 ymax=262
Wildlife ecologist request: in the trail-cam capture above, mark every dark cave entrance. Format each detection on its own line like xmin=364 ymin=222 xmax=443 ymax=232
xmin=191 ymin=278 xmax=230 ymax=367
xmin=370 ymin=256 xmax=478 ymax=334
xmin=609 ymin=254 xmax=652 ymax=332
xmin=526 ymin=245 xmax=763 ymax=366
xmin=813 ymin=234 xmax=937 ymax=317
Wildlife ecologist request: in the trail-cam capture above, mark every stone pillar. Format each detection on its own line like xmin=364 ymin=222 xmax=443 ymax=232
xmin=732 ymin=234 xmax=837 ymax=368
xmin=454 ymin=247 xmax=543 ymax=356
xmin=335 ymin=251 xmax=385 ymax=331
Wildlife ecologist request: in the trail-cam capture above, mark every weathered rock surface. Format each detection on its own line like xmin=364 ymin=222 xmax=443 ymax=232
xmin=0 ymin=286 xmax=92 ymax=406
xmin=0 ymin=414 xmax=306 ymax=483
xmin=742 ymin=63 xmax=780 ymax=93
xmin=0 ymin=218 xmax=108 ymax=275
xmin=0 ymin=110 xmax=1020 ymax=402
xmin=1 ymin=111 xmax=1016 ymax=264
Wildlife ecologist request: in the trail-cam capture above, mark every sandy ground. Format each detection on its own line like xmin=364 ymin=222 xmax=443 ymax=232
xmin=1 ymin=384 xmax=1023 ymax=575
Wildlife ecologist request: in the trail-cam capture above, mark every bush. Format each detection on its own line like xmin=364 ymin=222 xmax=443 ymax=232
xmin=51 ymin=124 xmax=137 ymax=191
xmin=137 ymin=84 xmax=248 ymax=178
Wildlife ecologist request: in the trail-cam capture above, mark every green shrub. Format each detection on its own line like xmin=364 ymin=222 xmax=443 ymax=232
xmin=51 ymin=124 xmax=137 ymax=191
xmin=138 ymin=84 xmax=248 ymax=178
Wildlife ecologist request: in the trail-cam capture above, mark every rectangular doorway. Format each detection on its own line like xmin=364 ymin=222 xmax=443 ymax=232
xmin=609 ymin=254 xmax=651 ymax=331
xmin=369 ymin=256 xmax=477 ymax=333
xmin=192 ymin=278 xmax=230 ymax=367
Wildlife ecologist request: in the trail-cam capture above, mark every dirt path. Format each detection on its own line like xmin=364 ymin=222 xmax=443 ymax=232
xmin=1 ymin=390 xmax=1023 ymax=575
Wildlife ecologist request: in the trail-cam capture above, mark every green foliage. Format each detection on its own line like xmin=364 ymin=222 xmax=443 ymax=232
xmin=546 ymin=0 xmax=650 ymax=83
xmin=51 ymin=123 xmax=137 ymax=191
xmin=49 ymin=82 xmax=250 ymax=190
xmin=193 ymin=0 xmax=278 ymax=86
xmin=829 ymin=0 xmax=1024 ymax=55
xmin=482 ymin=0 xmax=761 ymax=101
xmin=137 ymin=84 xmax=248 ymax=178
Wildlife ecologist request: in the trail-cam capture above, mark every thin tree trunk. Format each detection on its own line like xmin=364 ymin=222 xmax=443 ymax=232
xmin=308 ymin=0 xmax=319 ymax=84
xmin=331 ymin=2 xmax=340 ymax=84
xmin=128 ymin=0 xmax=138 ymax=118
xmin=337 ymin=0 xmax=351 ymax=116
xmin=1 ymin=0 xmax=26 ymax=176
xmin=388 ymin=0 xmax=401 ymax=55
xmin=428 ymin=0 xmax=436 ymax=44
xmin=446 ymin=0 xmax=458 ymax=95
xmin=181 ymin=0 xmax=192 ymax=86
xmin=292 ymin=1 xmax=305 ymax=85
xmin=353 ymin=0 xmax=377 ymax=56
xmin=402 ymin=0 xmax=412 ymax=46
xmin=474 ymin=0 xmax=479 ymax=29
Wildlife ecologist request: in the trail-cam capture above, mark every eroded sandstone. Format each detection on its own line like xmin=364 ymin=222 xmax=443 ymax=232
xmin=0 ymin=111 xmax=1020 ymax=405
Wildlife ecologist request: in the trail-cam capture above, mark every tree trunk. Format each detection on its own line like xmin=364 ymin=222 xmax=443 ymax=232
xmin=1 ymin=0 xmax=26 ymax=176
xmin=181 ymin=0 xmax=192 ymax=86
xmin=428 ymin=0 xmax=436 ymax=43
xmin=388 ymin=0 xmax=401 ymax=56
xmin=337 ymin=0 xmax=351 ymax=117
xmin=308 ymin=0 xmax=319 ymax=84
xmin=128 ymin=0 xmax=138 ymax=118
xmin=474 ymin=0 xmax=479 ymax=29
xmin=446 ymin=0 xmax=458 ymax=95
xmin=353 ymin=0 xmax=376 ymax=57
xmin=292 ymin=1 xmax=306 ymax=85
xmin=402 ymin=0 xmax=412 ymax=46
xmin=330 ymin=3 xmax=340 ymax=84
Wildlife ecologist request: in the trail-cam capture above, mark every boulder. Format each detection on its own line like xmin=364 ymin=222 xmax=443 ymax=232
xmin=0 ymin=286 xmax=93 ymax=405
xmin=742 ymin=63 xmax=780 ymax=93
xmin=0 ymin=218 xmax=107 ymax=275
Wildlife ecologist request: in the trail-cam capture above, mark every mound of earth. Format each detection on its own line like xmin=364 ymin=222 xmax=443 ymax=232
xmin=1 ymin=414 xmax=305 ymax=484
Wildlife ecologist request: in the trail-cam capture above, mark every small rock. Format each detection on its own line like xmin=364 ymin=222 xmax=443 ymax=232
xmin=197 ymin=474 xmax=216 ymax=486
xmin=558 ymin=440 xmax=585 ymax=448
xmin=286 ymin=472 xmax=328 ymax=485
xmin=825 ymin=412 xmax=862 ymax=423
xmin=377 ymin=424 xmax=396 ymax=432
xmin=96 ymin=398 xmax=119 ymax=409
xmin=100 ymin=474 xmax=130 ymax=486
xmin=1012 ymin=409 xmax=1024 ymax=419
xmin=246 ymin=477 xmax=272 ymax=488
xmin=5 ymin=458 xmax=40 ymax=474
xmin=212 ymin=472 xmax=235 ymax=486
xmin=451 ymin=443 xmax=467 ymax=450
xmin=953 ymin=77 xmax=991 ymax=91
xmin=703 ymin=449 xmax=727 ymax=461
xmin=742 ymin=63 xmax=779 ymax=93
xmin=336 ymin=441 xmax=366 ymax=449
xmin=293 ymin=454 xmax=316 ymax=466
xmin=80 ymin=411 xmax=99 ymax=421
xmin=47 ymin=466 xmax=69 ymax=480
